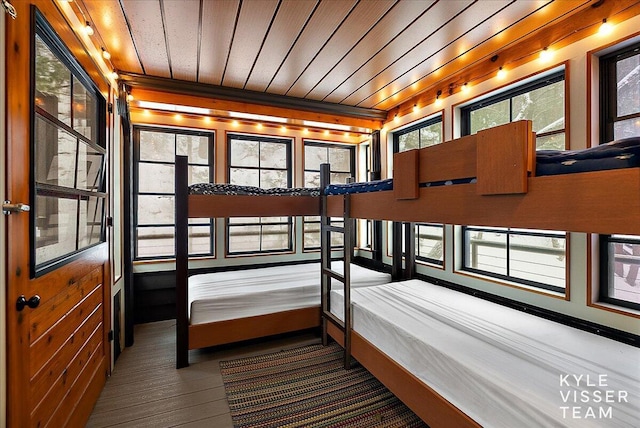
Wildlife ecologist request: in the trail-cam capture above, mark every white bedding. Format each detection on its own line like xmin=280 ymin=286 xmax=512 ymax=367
xmin=331 ymin=280 xmax=640 ymax=428
xmin=188 ymin=262 xmax=390 ymax=325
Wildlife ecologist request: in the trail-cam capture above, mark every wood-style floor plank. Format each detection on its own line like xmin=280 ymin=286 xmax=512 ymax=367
xmin=87 ymin=320 xmax=320 ymax=427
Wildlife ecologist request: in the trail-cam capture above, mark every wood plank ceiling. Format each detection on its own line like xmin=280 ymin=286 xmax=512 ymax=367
xmin=80 ymin=0 xmax=597 ymax=116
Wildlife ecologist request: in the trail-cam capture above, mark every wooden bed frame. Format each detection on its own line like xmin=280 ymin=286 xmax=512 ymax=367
xmin=175 ymin=156 xmax=323 ymax=368
xmin=321 ymin=120 xmax=640 ymax=427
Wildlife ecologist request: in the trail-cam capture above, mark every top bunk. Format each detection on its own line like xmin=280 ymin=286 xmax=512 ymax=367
xmin=175 ymin=159 xmax=321 ymax=218
xmin=324 ymin=121 xmax=640 ymax=236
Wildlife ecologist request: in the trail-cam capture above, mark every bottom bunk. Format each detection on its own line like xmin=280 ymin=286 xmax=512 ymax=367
xmin=186 ymin=261 xmax=391 ymax=350
xmin=328 ymin=280 xmax=640 ymax=428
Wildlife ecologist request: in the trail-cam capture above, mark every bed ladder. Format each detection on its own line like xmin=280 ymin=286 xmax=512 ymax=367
xmin=320 ymin=163 xmax=354 ymax=370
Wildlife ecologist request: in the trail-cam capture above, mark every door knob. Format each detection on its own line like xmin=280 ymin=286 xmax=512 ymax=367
xmin=16 ymin=295 xmax=40 ymax=311
xmin=2 ymin=200 xmax=30 ymax=215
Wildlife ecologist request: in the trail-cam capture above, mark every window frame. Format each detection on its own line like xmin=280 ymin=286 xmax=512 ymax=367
xmin=599 ymin=41 xmax=640 ymax=143
xmin=31 ymin=10 xmax=107 ymax=277
xmin=302 ymin=140 xmax=356 ymax=251
xmin=599 ymin=41 xmax=640 ymax=311
xmin=226 ymin=133 xmax=293 ymax=256
xmin=459 ymin=72 xmax=568 ymax=291
xmin=133 ymin=126 xmax=215 ymax=261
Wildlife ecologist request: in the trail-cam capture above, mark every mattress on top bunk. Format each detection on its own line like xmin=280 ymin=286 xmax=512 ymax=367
xmin=188 ymin=261 xmax=390 ymax=325
xmin=330 ymin=280 xmax=640 ymax=428
xmin=536 ymin=136 xmax=640 ymax=176
xmin=189 ymin=182 xmax=320 ymax=197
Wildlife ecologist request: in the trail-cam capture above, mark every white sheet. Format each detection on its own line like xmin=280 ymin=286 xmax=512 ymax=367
xmin=188 ymin=262 xmax=390 ymax=325
xmin=331 ymin=280 xmax=640 ymax=428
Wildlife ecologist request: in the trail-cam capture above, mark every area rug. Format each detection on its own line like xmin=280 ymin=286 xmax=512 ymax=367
xmin=220 ymin=342 xmax=428 ymax=427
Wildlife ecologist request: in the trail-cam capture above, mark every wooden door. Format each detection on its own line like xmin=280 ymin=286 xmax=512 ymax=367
xmin=5 ymin=2 xmax=110 ymax=427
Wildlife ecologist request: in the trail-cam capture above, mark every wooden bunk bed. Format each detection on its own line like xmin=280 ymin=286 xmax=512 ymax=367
xmin=174 ymin=156 xmax=393 ymax=369
xmin=319 ymin=120 xmax=640 ymax=427
xmin=175 ymin=156 xmax=323 ymax=368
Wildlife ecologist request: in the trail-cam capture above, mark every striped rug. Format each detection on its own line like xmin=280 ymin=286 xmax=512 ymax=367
xmin=220 ymin=342 xmax=428 ymax=427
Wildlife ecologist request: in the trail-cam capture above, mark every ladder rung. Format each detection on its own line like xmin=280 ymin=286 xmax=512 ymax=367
xmin=322 ymin=268 xmax=345 ymax=283
xmin=323 ymin=310 xmax=345 ymax=330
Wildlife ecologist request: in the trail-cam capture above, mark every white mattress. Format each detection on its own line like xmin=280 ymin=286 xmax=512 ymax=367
xmin=188 ymin=262 xmax=390 ymax=325
xmin=331 ymin=280 xmax=640 ymax=428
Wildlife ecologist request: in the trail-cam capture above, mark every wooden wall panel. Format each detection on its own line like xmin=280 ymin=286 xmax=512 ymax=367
xmin=163 ymin=0 xmax=200 ymax=81
xmin=198 ymin=0 xmax=240 ymax=85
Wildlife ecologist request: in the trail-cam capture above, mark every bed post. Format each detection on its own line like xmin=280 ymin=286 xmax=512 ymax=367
xmin=391 ymin=222 xmax=403 ymax=280
xmin=175 ymin=156 xmax=189 ymax=368
xmin=404 ymin=222 xmax=416 ymax=279
xmin=343 ymin=192 xmax=352 ymax=369
xmin=320 ymin=163 xmax=331 ymax=347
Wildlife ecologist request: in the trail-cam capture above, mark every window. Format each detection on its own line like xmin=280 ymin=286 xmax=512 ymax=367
xmin=461 ymin=70 xmax=566 ymax=150
xmin=600 ymin=41 xmax=640 ymax=142
xmin=303 ymin=141 xmax=355 ymax=250
xmin=460 ymin=71 xmax=567 ymax=289
xmin=464 ymin=227 xmax=566 ymax=292
xmin=227 ymin=134 xmax=292 ymax=254
xmin=134 ymin=127 xmax=214 ymax=259
xmin=33 ymin=13 xmax=106 ymax=275
xmin=393 ymin=116 xmax=444 ymax=265
xmin=600 ymin=42 xmax=640 ymax=310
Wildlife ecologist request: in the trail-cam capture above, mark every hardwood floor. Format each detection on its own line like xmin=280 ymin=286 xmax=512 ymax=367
xmin=87 ymin=320 xmax=320 ymax=427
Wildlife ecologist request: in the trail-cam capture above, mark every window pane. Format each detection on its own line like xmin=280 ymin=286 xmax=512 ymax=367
xmin=614 ymin=118 xmax=640 ymax=140
xmin=465 ymin=229 xmax=507 ymax=275
xmin=189 ymin=225 xmax=212 ymax=255
xmin=331 ymin=172 xmax=351 ymax=185
xmin=609 ymin=242 xmax=640 ymax=305
xmin=304 ymin=223 xmax=320 ymax=249
xmin=35 ymin=36 xmax=71 ymax=126
xmin=260 ymin=169 xmax=287 ymax=188
xmin=305 ymin=145 xmax=327 ymax=170
xmin=305 ymin=171 xmax=320 ymax=188
xmin=229 ymin=225 xmax=261 ymax=253
xmin=77 ymin=143 xmax=103 ymax=191
xmin=139 ymin=131 xmax=175 ymax=162
xmin=177 ymin=134 xmax=209 ymax=164
xmin=139 ymin=163 xmax=174 ymax=193
xmin=78 ymin=196 xmax=103 ymax=247
xmin=189 ymin=165 xmax=210 ymax=185
xmin=137 ymin=226 xmax=174 ymax=258
xmin=419 ymin=124 xmax=442 ymax=148
xmin=416 ymin=224 xmax=443 ymax=262
xmin=329 ymin=148 xmax=351 ymax=172
xmin=35 ymin=116 xmax=77 ymax=188
xmin=509 ymin=234 xmax=565 ymax=289
xmin=261 ymin=224 xmax=290 ymax=250
xmin=35 ymin=194 xmax=78 ymax=267
xmin=260 ymin=142 xmax=287 ymax=168
xmin=617 ymin=54 xmax=640 ymax=117
xmin=230 ymin=139 xmax=259 ymax=167
xmin=535 ymin=133 xmax=565 ymax=150
xmin=513 ymin=80 xmax=564 ymax=134
xmin=230 ymin=168 xmax=259 ymax=186
xmin=137 ymin=195 xmax=174 ymax=225
xmin=72 ymin=78 xmax=97 ymax=140
xmin=398 ymin=130 xmax=419 ymax=152
xmin=470 ymin=99 xmax=510 ymax=134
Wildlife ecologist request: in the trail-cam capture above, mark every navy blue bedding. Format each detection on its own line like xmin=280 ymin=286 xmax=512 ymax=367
xmin=325 ymin=178 xmax=393 ymax=195
xmin=535 ymin=136 xmax=640 ymax=176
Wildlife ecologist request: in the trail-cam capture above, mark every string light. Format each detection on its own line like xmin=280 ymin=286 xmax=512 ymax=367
xmin=461 ymin=82 xmax=469 ymax=93
xmin=413 ymin=103 xmax=419 ymax=113
xmin=434 ymin=90 xmax=443 ymax=107
xmin=101 ymin=47 xmax=111 ymax=60
xmin=83 ymin=21 xmax=94 ymax=36
xmin=127 ymin=93 xmax=134 ymax=101
xmin=599 ymin=18 xmax=613 ymax=35
xmin=497 ymin=67 xmax=507 ymax=79
xmin=110 ymin=71 xmax=119 ymax=80
xmin=539 ymin=47 xmax=553 ymax=63
xmin=394 ymin=114 xmax=400 ymax=123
